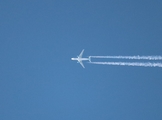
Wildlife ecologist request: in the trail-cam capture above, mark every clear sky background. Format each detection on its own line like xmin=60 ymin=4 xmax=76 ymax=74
xmin=1 ymin=0 xmax=162 ymax=120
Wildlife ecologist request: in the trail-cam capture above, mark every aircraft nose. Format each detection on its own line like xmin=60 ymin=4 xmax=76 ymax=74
xmin=71 ymin=58 xmax=75 ymax=60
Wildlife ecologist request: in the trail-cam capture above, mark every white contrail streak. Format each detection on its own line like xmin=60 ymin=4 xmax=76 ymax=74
xmin=90 ymin=56 xmax=162 ymax=60
xmin=90 ymin=62 xmax=162 ymax=68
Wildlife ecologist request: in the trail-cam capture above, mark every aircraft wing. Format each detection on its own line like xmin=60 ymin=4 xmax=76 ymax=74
xmin=79 ymin=61 xmax=85 ymax=68
xmin=78 ymin=49 xmax=84 ymax=58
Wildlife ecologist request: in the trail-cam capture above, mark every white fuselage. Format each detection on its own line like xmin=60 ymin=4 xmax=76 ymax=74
xmin=71 ymin=58 xmax=89 ymax=61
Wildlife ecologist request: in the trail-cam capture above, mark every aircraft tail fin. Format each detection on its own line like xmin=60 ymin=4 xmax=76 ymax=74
xmin=89 ymin=56 xmax=91 ymax=62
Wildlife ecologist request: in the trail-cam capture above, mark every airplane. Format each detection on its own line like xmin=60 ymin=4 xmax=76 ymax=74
xmin=71 ymin=49 xmax=91 ymax=68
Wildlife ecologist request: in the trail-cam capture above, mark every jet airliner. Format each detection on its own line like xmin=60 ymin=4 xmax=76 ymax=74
xmin=71 ymin=49 xmax=91 ymax=68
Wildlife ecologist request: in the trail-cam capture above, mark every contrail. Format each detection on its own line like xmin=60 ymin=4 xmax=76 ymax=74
xmin=90 ymin=56 xmax=162 ymax=60
xmin=90 ymin=62 xmax=162 ymax=68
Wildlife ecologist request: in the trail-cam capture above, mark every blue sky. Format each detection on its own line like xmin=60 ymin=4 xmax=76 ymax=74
xmin=1 ymin=0 xmax=162 ymax=120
